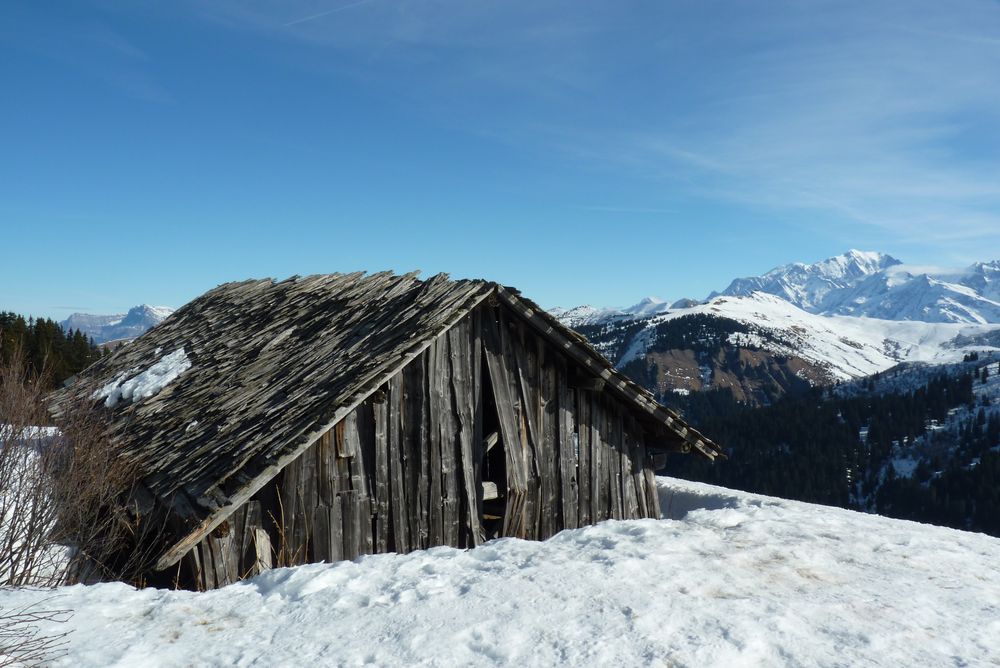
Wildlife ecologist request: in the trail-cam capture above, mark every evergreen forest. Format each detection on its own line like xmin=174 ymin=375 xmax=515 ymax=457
xmin=664 ymin=372 xmax=1000 ymax=537
xmin=0 ymin=311 xmax=104 ymax=388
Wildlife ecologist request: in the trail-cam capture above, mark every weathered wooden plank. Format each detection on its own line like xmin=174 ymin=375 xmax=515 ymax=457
xmin=623 ymin=419 xmax=643 ymax=519
xmin=575 ymin=388 xmax=591 ymax=527
xmin=511 ymin=321 xmax=541 ymax=454
xmin=538 ymin=343 xmax=560 ymax=539
xmin=299 ymin=435 xmax=319 ymax=554
xmin=471 ymin=308 xmax=485 ymax=545
xmin=449 ymin=318 xmax=482 ymax=548
xmin=197 ymin=541 xmax=213 ymax=590
xmin=312 ymin=503 xmax=332 ymax=563
xmin=557 ymin=360 xmax=579 ymax=531
xmin=343 ymin=412 xmax=364 ymax=497
xmin=360 ymin=496 xmax=373 ymax=555
xmin=316 ymin=431 xmax=334 ymax=506
xmin=631 ymin=423 xmax=649 ymax=519
xmin=505 ymin=488 xmax=526 ymax=539
xmin=205 ymin=535 xmax=228 ymax=589
xmin=608 ymin=404 xmax=625 ymax=521
xmin=441 ymin=497 xmax=459 ymax=546
xmin=220 ymin=505 xmax=244 ymax=579
xmin=341 ymin=491 xmax=360 ymax=561
xmin=239 ymin=500 xmax=262 ymax=576
xmin=254 ymin=528 xmax=273 ymax=571
xmin=505 ymin=314 xmax=539 ymax=539
xmin=330 ymin=495 xmax=344 ymax=562
xmin=221 ymin=528 xmax=239 ymax=585
xmin=399 ymin=356 xmax=425 ymax=550
xmin=358 ymin=401 xmax=379 ymax=551
xmin=372 ymin=396 xmax=390 ymax=553
xmin=435 ymin=332 xmax=460 ymax=546
xmin=644 ymin=458 xmax=660 ymax=520
xmin=621 ymin=421 xmax=640 ymax=520
xmin=280 ymin=455 xmax=306 ymax=563
xmin=333 ymin=422 xmax=351 ymax=492
xmin=484 ymin=431 xmax=499 ymax=453
xmin=427 ymin=338 xmax=445 ymax=547
xmin=414 ymin=354 xmax=431 ymax=550
xmin=339 ymin=411 xmax=358 ymax=459
xmin=387 ymin=372 xmax=410 ymax=553
xmin=592 ymin=395 xmax=608 ymax=522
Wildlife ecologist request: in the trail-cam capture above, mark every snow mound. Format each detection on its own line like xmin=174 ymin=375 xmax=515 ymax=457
xmin=94 ymin=348 xmax=191 ymax=408
xmin=3 ymin=477 xmax=998 ymax=666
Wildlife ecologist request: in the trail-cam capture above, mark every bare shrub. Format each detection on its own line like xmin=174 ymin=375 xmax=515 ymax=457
xmin=0 ymin=600 xmax=69 ymax=667
xmin=0 ymin=349 xmax=65 ymax=588
xmin=1 ymin=343 xmax=168 ymax=588
xmin=46 ymin=399 xmax=161 ymax=586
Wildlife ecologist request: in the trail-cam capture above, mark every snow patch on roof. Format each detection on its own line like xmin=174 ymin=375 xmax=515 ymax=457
xmin=94 ymin=348 xmax=191 ymax=408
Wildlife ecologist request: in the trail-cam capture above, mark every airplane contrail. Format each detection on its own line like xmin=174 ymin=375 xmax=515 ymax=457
xmin=284 ymin=0 xmax=374 ymax=27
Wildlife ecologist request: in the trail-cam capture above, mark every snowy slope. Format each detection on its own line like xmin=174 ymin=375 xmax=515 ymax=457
xmin=548 ymin=297 xmax=673 ymax=328
xmin=3 ymin=477 xmax=998 ymax=667
xmin=715 ymin=250 xmax=1000 ymax=323
xmin=617 ymin=292 xmax=1000 ymax=381
xmin=547 ymin=304 xmax=624 ymax=328
xmin=714 ymin=249 xmax=901 ymax=311
xmin=62 ymin=305 xmax=174 ymax=344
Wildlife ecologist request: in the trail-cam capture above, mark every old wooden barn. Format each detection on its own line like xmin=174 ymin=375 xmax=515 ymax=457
xmin=53 ymin=272 xmax=721 ymax=590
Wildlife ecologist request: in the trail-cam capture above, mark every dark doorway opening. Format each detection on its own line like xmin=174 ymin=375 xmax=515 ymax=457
xmin=480 ymin=353 xmax=506 ymax=540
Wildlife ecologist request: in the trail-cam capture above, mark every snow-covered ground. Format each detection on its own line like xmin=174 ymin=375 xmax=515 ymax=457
xmin=2 ymin=477 xmax=998 ymax=667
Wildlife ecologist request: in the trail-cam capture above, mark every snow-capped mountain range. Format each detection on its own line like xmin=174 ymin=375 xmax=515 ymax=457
xmin=552 ymin=250 xmax=1000 ymax=396
xmin=62 ymin=304 xmax=174 ymax=344
xmin=555 ymin=250 xmax=1000 ymax=327
xmin=715 ymin=250 xmax=1000 ymax=323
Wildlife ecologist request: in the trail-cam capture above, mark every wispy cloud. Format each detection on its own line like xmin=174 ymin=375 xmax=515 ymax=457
xmin=284 ymin=0 xmax=375 ymax=28
xmin=177 ymin=0 xmax=1000 ymax=260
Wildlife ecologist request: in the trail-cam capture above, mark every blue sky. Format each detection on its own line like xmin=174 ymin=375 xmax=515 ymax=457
xmin=3 ymin=1 xmax=1000 ymax=320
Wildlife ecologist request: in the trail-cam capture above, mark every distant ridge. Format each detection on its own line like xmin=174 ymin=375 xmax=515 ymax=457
xmin=62 ymin=304 xmax=174 ymax=344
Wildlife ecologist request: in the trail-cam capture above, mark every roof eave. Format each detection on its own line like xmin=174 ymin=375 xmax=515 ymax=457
xmin=494 ymin=286 xmax=724 ymax=461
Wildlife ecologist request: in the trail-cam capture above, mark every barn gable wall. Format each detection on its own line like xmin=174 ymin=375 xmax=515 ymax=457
xmin=173 ymin=305 xmax=660 ymax=590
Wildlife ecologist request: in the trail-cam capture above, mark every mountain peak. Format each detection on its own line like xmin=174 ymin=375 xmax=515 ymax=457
xmin=61 ymin=304 xmax=174 ymax=344
xmin=624 ymin=296 xmax=668 ymax=316
xmin=713 ymin=251 xmax=1000 ymax=323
